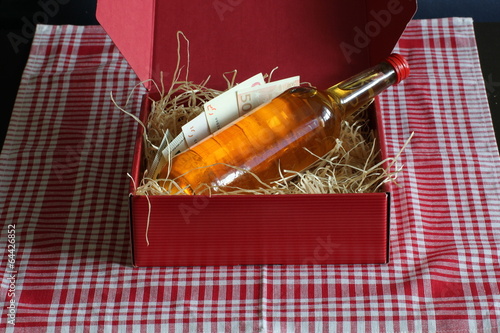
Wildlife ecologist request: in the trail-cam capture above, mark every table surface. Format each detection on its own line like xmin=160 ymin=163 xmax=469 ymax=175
xmin=1 ymin=18 xmax=500 ymax=331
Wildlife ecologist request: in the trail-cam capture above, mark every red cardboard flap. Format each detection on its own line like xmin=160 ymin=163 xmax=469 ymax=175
xmin=97 ymin=0 xmax=415 ymax=91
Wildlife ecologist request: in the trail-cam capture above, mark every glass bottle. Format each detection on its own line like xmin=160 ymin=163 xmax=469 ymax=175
xmin=158 ymin=53 xmax=409 ymax=195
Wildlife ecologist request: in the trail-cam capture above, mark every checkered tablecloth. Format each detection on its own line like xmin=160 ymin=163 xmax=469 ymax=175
xmin=1 ymin=18 xmax=500 ymax=332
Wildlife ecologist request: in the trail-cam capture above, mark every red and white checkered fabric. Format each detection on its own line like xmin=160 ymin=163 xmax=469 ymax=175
xmin=1 ymin=18 xmax=500 ymax=331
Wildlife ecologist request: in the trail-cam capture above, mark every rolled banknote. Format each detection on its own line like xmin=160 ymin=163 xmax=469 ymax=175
xmin=147 ymin=131 xmax=188 ymax=179
xmin=236 ymin=76 xmax=300 ymax=115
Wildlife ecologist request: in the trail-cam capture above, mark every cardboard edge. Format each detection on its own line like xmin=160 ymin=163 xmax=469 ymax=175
xmin=373 ymin=96 xmax=391 ymax=265
xmin=129 ymin=95 xmax=151 ymax=193
xmin=374 ymin=97 xmax=393 ymax=193
xmin=129 ymin=93 xmax=159 ymax=267
xmin=128 ymin=194 xmax=138 ymax=268
xmin=385 ymin=191 xmax=392 ymax=263
xmin=374 ymin=97 xmax=392 ymax=264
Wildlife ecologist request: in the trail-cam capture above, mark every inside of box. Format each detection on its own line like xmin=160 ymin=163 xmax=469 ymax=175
xmin=101 ymin=0 xmax=417 ymax=195
xmin=98 ymin=0 xmax=416 ymax=92
xmin=151 ymin=0 xmax=371 ymax=91
xmin=130 ymin=88 xmax=395 ymax=196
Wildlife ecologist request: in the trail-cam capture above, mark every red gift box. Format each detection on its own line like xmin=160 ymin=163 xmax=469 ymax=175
xmin=96 ymin=0 xmax=416 ymax=266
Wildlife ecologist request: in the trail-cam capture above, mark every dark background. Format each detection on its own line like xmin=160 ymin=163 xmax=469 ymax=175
xmin=1 ymin=0 xmax=500 ymax=151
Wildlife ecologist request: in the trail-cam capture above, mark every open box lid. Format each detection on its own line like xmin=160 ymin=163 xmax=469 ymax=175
xmin=96 ymin=0 xmax=416 ymax=92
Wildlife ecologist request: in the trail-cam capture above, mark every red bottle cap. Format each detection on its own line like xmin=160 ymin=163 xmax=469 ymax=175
xmin=384 ymin=53 xmax=410 ymax=84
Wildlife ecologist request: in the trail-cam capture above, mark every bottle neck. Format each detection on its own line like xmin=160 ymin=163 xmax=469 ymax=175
xmin=326 ymin=62 xmax=397 ymax=115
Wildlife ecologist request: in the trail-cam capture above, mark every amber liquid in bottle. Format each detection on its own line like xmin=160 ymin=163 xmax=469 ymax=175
xmin=158 ymin=54 xmax=409 ymax=194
